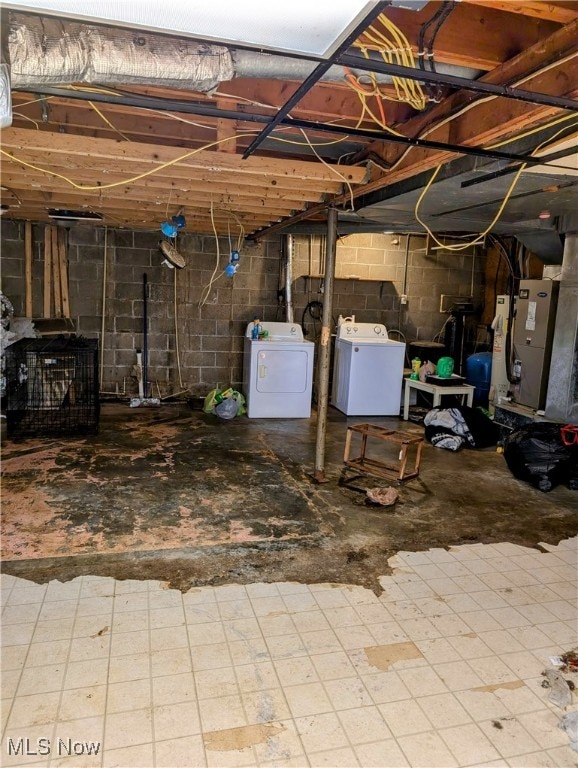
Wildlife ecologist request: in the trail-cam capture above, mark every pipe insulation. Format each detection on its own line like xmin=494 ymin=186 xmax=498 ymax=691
xmin=6 ymin=15 xmax=481 ymax=91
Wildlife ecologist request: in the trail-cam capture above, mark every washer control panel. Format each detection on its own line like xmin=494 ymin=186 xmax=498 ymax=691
xmin=337 ymin=322 xmax=388 ymax=340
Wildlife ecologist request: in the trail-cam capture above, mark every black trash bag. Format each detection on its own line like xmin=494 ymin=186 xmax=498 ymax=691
xmin=503 ymin=423 xmax=578 ymax=492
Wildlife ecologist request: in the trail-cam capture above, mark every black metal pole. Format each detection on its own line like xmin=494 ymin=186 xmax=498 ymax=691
xmin=143 ymin=272 xmax=148 ymax=399
xmin=242 ymin=2 xmax=389 ymax=158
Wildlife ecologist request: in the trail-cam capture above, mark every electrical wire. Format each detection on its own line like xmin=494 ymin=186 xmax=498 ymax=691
xmin=298 ymin=128 xmax=355 ymax=210
xmin=425 ymin=2 xmax=456 ymax=74
xmin=414 ymin=117 xmax=578 ymax=251
xmin=88 ymin=100 xmax=131 ymax=141
xmin=0 ymin=132 xmax=260 ymax=191
xmin=199 ymin=197 xmax=225 ymax=308
xmin=377 ymin=51 xmax=578 ymax=179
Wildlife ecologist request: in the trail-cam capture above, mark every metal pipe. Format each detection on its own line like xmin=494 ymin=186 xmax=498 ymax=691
xmin=313 ymin=207 xmax=338 ymax=483
xmin=242 ymin=1 xmax=388 ymax=158
xmin=142 ymin=272 xmax=148 ymax=398
xmin=338 ymin=53 xmax=578 ymax=112
xmin=19 ymin=85 xmax=562 ymax=169
xmin=99 ymin=225 xmax=107 ymax=389
xmin=285 ymin=234 xmax=294 ymax=323
xmin=232 ymin=49 xmax=481 ymax=86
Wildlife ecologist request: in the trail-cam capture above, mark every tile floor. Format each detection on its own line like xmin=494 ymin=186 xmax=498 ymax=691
xmin=1 ymin=538 xmax=577 ymax=768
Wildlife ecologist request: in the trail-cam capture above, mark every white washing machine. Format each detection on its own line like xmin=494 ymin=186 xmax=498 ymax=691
xmin=332 ymin=321 xmax=406 ymax=416
xmin=243 ymin=321 xmax=315 ymax=418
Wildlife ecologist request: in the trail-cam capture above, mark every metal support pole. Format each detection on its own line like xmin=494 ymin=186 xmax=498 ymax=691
xmin=285 ymin=234 xmax=294 ymax=323
xmin=313 ymin=207 xmax=338 ymax=483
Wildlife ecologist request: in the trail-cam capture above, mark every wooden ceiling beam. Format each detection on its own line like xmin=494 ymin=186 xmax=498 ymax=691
xmin=1 ymin=128 xmax=367 ymax=184
xmin=369 ymin=19 xmax=578 ymax=170
xmin=373 ymin=3 xmax=561 ymax=70
xmin=0 ymin=186 xmax=305 ymax=219
xmin=3 ymin=205 xmax=279 ymax=232
xmin=0 ymin=155 xmax=343 ymax=195
xmin=463 ymin=1 xmax=578 ymax=25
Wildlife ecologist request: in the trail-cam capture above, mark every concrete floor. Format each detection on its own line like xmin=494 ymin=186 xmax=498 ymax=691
xmin=2 ymin=404 xmax=578 ymax=768
xmin=2 ymin=403 xmax=577 ymax=592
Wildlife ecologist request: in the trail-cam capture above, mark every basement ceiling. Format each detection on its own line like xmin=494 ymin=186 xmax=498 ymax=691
xmin=1 ymin=0 xmax=577 ymax=246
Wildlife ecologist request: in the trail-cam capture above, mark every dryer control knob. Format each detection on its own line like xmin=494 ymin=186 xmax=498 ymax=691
xmin=374 ymin=325 xmax=381 ymax=335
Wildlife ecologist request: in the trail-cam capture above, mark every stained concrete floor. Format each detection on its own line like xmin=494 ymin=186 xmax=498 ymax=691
xmin=2 ymin=403 xmax=577 ymax=592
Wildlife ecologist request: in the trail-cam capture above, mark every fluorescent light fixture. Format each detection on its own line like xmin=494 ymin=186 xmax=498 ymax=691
xmin=3 ymin=0 xmax=377 ymax=57
xmin=48 ymin=209 xmax=103 ymax=221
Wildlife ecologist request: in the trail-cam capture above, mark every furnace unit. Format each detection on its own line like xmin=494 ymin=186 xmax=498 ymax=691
xmin=512 ymin=280 xmax=559 ymax=410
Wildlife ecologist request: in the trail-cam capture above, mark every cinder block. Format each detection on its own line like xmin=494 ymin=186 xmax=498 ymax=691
xmin=113 ymin=332 xmax=136 ymax=351
xmin=200 ymin=366 xmax=230 ymax=388
xmin=1 ymin=220 xmax=23 ymax=240
xmin=132 ymin=230 xmax=159 ymax=249
xmin=355 ymin=248 xmax=386 ymax=266
xmin=77 ymin=316 xmax=102 ymax=333
xmin=1 ymin=257 xmax=23 ymax=277
xmin=115 ymin=247 xmax=152 ymax=267
xmin=0 ymin=240 xmax=24 ymax=259
xmin=68 ymin=226 xmax=104 ymax=246
xmin=71 ymin=261 xmax=100 ymax=282
xmin=202 ymin=335 xmax=232 ymax=352
xmin=368 ymin=265 xmax=397 ymax=281
xmin=114 ymin=316 xmax=143 ymax=334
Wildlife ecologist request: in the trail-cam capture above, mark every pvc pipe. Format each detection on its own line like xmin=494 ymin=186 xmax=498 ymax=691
xmin=285 ymin=234 xmax=294 ymax=323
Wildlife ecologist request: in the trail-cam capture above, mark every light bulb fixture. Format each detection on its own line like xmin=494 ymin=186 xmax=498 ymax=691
xmin=538 ymin=210 xmax=551 ymax=219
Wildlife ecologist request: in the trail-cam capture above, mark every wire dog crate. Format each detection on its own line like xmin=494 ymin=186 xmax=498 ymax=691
xmin=5 ymin=337 xmax=99 ymax=439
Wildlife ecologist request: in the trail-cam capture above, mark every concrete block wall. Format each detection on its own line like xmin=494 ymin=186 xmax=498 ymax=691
xmin=291 ymin=232 xmax=485 ymax=343
xmin=2 ymin=222 xmax=485 ymax=397
xmin=1 ymin=221 xmax=280 ymax=397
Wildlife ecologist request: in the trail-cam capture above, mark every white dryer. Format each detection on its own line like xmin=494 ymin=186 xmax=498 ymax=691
xmin=332 ymin=321 xmax=405 ymax=416
xmin=243 ymin=322 xmax=314 ymax=418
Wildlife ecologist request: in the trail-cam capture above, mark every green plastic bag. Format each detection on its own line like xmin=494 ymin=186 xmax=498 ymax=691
xmin=232 ymin=390 xmax=246 ymax=416
xmin=203 ymin=388 xmax=221 ymax=414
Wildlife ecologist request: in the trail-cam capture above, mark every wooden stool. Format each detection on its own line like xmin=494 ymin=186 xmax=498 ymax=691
xmin=343 ymin=423 xmax=424 ymax=482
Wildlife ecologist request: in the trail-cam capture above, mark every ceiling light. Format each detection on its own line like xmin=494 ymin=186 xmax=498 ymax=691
xmin=538 ymin=211 xmax=551 ymax=219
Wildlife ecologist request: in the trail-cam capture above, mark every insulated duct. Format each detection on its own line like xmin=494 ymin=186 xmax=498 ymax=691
xmin=8 ymin=17 xmax=234 ymax=91
xmin=6 ymin=15 xmax=482 ymax=91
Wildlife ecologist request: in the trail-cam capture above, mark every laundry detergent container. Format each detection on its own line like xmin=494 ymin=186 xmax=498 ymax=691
xmin=466 ymin=351 xmax=492 ymax=406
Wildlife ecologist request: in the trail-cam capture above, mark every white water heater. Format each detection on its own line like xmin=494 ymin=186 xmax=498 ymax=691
xmin=490 ymin=294 xmax=510 ymax=412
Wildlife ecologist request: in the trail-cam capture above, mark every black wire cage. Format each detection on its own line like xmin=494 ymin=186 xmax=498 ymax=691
xmin=5 ymin=336 xmax=99 ymax=439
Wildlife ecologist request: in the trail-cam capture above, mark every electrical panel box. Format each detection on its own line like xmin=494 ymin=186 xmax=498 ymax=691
xmin=512 ymin=279 xmax=559 ymax=410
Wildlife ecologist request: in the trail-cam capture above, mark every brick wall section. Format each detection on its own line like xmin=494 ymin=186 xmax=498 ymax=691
xmin=291 ymin=232 xmax=485 ymax=342
xmin=1 ymin=222 xmax=485 ymax=396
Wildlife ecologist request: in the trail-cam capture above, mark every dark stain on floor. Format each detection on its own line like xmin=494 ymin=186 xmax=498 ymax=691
xmin=2 ymin=403 xmax=577 ymax=592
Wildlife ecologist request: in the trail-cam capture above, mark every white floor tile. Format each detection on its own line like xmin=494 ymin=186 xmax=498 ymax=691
xmin=355 ymin=738 xmax=410 ymax=767
xmin=2 ymin=539 xmax=574 ymax=768
xmin=397 ymin=730 xmax=459 ymax=767
xmin=439 ymin=722 xmax=501 ymax=765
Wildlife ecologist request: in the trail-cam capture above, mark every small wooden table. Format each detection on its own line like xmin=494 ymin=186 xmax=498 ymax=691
xmin=343 ymin=423 xmax=424 ymax=482
xmin=403 ymin=377 xmax=475 ymax=420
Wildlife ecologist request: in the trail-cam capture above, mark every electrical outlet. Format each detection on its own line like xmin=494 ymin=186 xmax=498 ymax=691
xmin=400 ymin=294 xmax=408 ymax=305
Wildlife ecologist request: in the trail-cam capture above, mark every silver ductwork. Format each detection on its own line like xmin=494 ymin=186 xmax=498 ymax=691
xmin=6 ymin=14 xmax=482 ymax=92
xmin=8 ymin=17 xmax=234 ymax=91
